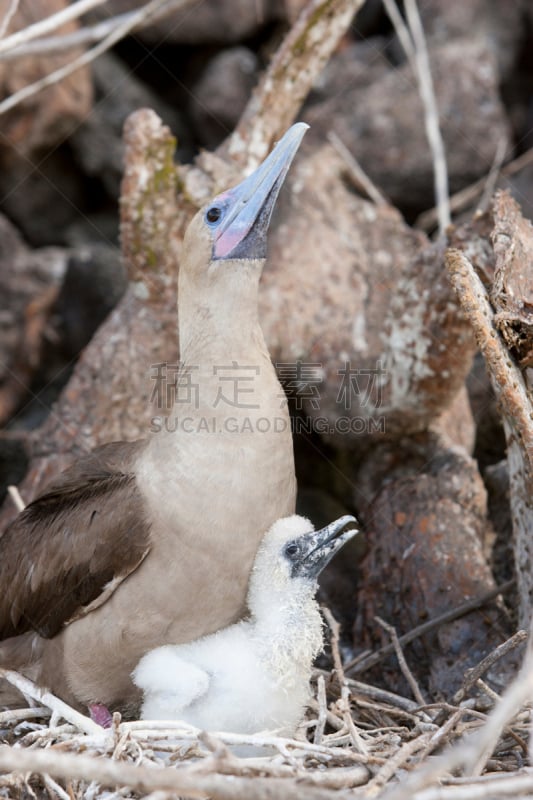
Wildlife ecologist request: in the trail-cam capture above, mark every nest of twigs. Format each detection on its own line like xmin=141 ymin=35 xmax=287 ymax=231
xmin=1 ymin=613 xmax=532 ymax=800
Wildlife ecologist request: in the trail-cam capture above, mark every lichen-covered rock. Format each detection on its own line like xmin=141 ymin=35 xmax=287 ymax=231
xmin=261 ymin=142 xmax=475 ymax=445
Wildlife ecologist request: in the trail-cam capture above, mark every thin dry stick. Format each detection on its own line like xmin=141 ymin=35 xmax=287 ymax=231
xmin=379 ymin=634 xmax=533 ymax=800
xmin=417 ymin=146 xmax=533 ymax=231
xmin=0 ymin=0 xmax=19 ymax=39
xmin=322 ymin=606 xmax=346 ymax=685
xmin=7 ymin=484 xmax=25 ymax=512
xmin=375 ymin=616 xmax=426 ymax=707
xmin=366 ymin=732 xmax=432 ymax=794
xmin=452 ymin=630 xmax=528 ymax=706
xmin=0 ymin=670 xmax=102 ymax=736
xmin=0 ymin=744 xmax=355 ymax=800
xmin=381 ymin=0 xmax=416 ymax=70
xmin=0 ymin=0 xmax=108 ymax=55
xmin=345 ymin=580 xmax=514 ymax=675
xmin=0 ymin=0 xmax=194 ymax=117
xmin=321 ymin=608 xmax=369 ymax=756
xmin=478 ymin=136 xmax=509 ymax=212
xmin=328 ymin=131 xmax=388 ymax=206
xmin=404 ymin=0 xmax=450 ymax=234
xmin=0 ymin=0 xmax=198 ymax=60
xmin=222 ymin=0 xmax=365 ymax=169
xmin=313 ymin=674 xmax=327 ymax=746
xmin=383 ymin=0 xmax=450 ymax=234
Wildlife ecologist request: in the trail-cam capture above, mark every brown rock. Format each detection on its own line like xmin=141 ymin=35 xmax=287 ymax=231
xmin=352 ymin=434 xmax=510 ymax=698
xmin=0 ymin=214 xmax=66 ymax=390
xmin=305 ymin=40 xmax=511 ymax=217
xmin=261 ymin=143 xmax=476 ymax=445
xmin=415 ymin=0 xmax=525 ymax=80
xmin=190 ymin=47 xmax=259 ymax=149
xmin=70 ymin=54 xmax=190 ymax=199
xmin=93 ymin=0 xmax=278 ymax=44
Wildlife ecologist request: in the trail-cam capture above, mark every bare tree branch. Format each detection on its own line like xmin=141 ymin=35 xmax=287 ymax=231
xmin=0 ymin=0 xmax=19 ymax=40
xmin=0 ymin=0 xmax=109 ymax=55
xmin=384 ymin=0 xmax=450 ymax=234
xmin=220 ymin=0 xmax=365 ymax=170
xmin=0 ymin=0 xmax=196 ymax=117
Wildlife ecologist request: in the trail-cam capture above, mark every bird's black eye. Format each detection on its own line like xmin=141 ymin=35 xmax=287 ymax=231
xmin=206 ymin=206 xmax=221 ymax=224
xmin=285 ymin=542 xmax=299 ymax=559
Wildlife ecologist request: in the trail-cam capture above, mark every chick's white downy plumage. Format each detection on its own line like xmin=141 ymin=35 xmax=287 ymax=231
xmin=133 ymin=514 xmax=359 ymax=739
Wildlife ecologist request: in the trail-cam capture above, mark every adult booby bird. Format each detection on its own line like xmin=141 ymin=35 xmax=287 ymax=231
xmin=0 ymin=125 xmax=307 ymax=714
xmin=134 ymin=515 xmax=358 ymax=740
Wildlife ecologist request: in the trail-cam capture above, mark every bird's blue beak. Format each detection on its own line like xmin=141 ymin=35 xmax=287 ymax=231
xmin=209 ymin=123 xmax=309 ymax=260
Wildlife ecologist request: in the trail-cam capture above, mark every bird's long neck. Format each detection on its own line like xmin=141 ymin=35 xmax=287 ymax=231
xmin=251 ymin=586 xmax=324 ymax=678
xmin=178 ymin=260 xmax=267 ymax=367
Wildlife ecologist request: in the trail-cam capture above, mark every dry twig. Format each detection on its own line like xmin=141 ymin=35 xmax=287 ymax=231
xmin=0 ymin=0 xmax=19 ymax=39
xmin=6 ymin=485 xmax=25 ymax=512
xmin=417 ymin=145 xmax=533 ymax=231
xmin=345 ymin=580 xmax=514 ymax=675
xmin=221 ymin=0 xmax=365 ymax=169
xmin=383 ymin=0 xmax=450 ymax=234
xmin=0 ymin=0 xmax=108 ymax=55
xmin=375 ymin=616 xmax=426 ymax=707
xmin=328 ymin=131 xmax=388 ymax=206
xmin=0 ymin=0 xmax=196 ymax=117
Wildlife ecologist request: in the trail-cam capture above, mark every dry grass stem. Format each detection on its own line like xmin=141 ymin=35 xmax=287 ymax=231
xmin=0 ymin=0 xmax=19 ymax=39
xmin=417 ymin=144 xmax=533 ymax=230
xmin=0 ymin=0 xmax=197 ymax=60
xmin=345 ymin=580 xmax=514 ymax=676
xmin=383 ymin=0 xmax=450 ymax=234
xmin=6 ymin=484 xmax=25 ymax=512
xmin=0 ymin=0 xmax=196 ymax=116
xmin=0 ymin=0 xmax=108 ymax=55
xmin=328 ymin=131 xmax=389 ymax=206
xmin=375 ymin=616 xmax=426 ymax=707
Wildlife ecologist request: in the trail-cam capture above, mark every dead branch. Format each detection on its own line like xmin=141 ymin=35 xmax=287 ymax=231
xmin=0 ymin=0 xmax=19 ymax=39
xmin=220 ymin=0 xmax=365 ymax=169
xmin=0 ymin=742 xmax=358 ymax=800
xmin=0 ymin=0 xmax=196 ymax=116
xmin=417 ymin=145 xmax=533 ymax=231
xmin=0 ymin=670 xmax=102 ymax=736
xmin=383 ymin=0 xmax=450 ymax=234
xmin=375 ymin=616 xmax=426 ymax=706
xmin=451 ymin=630 xmax=528 ymax=706
xmin=446 ymin=244 xmax=533 ymax=627
xmin=0 ymin=0 xmax=198 ymax=60
xmin=346 ymin=580 xmax=514 ymax=676
xmin=379 ymin=623 xmax=533 ymax=799
xmin=0 ymin=0 xmax=107 ymax=55
xmin=328 ymin=131 xmax=389 ymax=206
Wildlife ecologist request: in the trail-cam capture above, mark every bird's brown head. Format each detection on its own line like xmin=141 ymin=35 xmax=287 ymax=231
xmin=182 ymin=123 xmax=309 ymax=282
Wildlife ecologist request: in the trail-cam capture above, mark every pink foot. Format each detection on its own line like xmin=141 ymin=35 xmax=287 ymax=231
xmin=88 ymin=703 xmax=113 ymax=728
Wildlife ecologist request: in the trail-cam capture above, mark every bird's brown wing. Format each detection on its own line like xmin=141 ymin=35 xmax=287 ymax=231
xmin=0 ymin=440 xmax=151 ymax=639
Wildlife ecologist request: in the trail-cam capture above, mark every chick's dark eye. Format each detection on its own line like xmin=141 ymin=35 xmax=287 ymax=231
xmin=285 ymin=543 xmax=299 ymax=558
xmin=206 ymin=206 xmax=221 ymax=223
